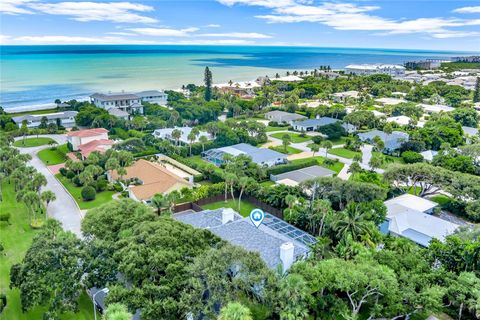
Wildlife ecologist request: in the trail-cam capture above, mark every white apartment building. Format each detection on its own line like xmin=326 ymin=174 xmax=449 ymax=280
xmin=90 ymin=90 xmax=168 ymax=115
xmin=345 ymin=64 xmax=406 ymax=77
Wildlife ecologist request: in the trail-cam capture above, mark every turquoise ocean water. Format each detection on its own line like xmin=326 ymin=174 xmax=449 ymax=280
xmin=0 ymin=45 xmax=474 ymax=110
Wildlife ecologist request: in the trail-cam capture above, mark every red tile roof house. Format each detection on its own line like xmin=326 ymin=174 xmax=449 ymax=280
xmin=78 ymin=139 xmax=115 ymax=159
xmin=66 ymin=128 xmax=109 ymax=151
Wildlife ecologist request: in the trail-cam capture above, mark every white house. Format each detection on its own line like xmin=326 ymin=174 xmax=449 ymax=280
xmin=381 ymin=194 xmax=459 ymax=247
xmin=420 ymin=150 xmax=438 ymax=162
xmin=418 ymin=103 xmax=455 ymax=114
xmin=12 ymin=111 xmax=77 ymax=128
xmin=345 ymin=64 xmax=406 ymax=77
xmin=265 ymin=110 xmax=307 ymax=124
xmin=66 ymin=128 xmax=109 ymax=151
xmin=136 ymin=90 xmax=168 ymax=106
xmin=386 ymin=115 xmax=412 ymax=126
xmin=90 ymin=92 xmax=144 ymax=115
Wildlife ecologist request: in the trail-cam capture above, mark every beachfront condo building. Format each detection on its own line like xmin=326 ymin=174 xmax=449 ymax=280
xmin=90 ymin=90 xmax=168 ymax=115
xmin=345 ymin=64 xmax=406 ymax=77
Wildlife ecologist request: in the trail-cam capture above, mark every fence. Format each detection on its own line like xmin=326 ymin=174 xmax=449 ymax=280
xmin=173 ymin=192 xmax=283 ymax=219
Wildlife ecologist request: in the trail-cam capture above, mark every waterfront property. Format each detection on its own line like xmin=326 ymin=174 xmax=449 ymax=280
xmin=202 ymin=143 xmax=288 ymax=167
xmin=174 ymin=208 xmax=316 ymax=271
xmin=264 ymin=110 xmax=307 ymax=124
xmin=107 ymin=107 xmax=129 ymax=120
xmin=345 ymin=64 xmax=406 ymax=77
xmin=66 ymin=128 xmax=109 ymax=151
xmin=153 ymin=126 xmax=211 ymax=145
xmin=11 ymin=111 xmax=77 ymax=128
xmin=109 ymin=159 xmax=193 ymax=202
xmin=270 ymin=165 xmax=335 ymax=186
xmin=90 ymin=92 xmax=144 ymax=115
xmin=136 ymin=90 xmax=168 ymax=105
xmin=357 ymin=130 xmax=409 ymax=153
xmin=381 ymin=194 xmax=459 ymax=247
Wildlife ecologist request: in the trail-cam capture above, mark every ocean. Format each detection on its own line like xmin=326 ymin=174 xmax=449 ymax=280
xmin=0 ymin=45 xmax=474 ymax=111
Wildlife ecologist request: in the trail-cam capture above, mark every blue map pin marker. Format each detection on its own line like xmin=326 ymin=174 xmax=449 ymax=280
xmin=249 ymin=208 xmax=265 ymax=228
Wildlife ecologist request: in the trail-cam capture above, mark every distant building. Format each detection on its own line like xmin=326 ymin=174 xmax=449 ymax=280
xmin=90 ymin=90 xmax=168 ymax=115
xmin=174 ymin=208 xmax=316 ymax=271
xmin=214 ymin=80 xmax=260 ymax=98
xmin=345 ymin=64 xmax=405 ymax=77
xmin=107 ymin=107 xmax=129 ymax=120
xmin=202 ymin=143 xmax=287 ymax=167
xmin=264 ymin=110 xmax=307 ymax=124
xmin=375 ymin=97 xmax=408 ymax=106
xmin=292 ymin=117 xmax=339 ymax=131
xmin=404 ymin=59 xmax=443 ymax=70
xmin=270 ymin=165 xmax=335 ymax=186
xmin=357 ymin=130 xmax=409 ymax=152
xmin=381 ymin=194 xmax=459 ymax=247
xmin=418 ymin=103 xmax=455 ymax=114
xmin=420 ymin=150 xmax=438 ymax=162
xmin=331 ymin=90 xmax=360 ymax=103
xmin=109 ymin=159 xmax=193 ymax=202
xmin=12 ymin=111 xmax=77 ymax=128
xmin=451 ymin=56 xmax=480 ymax=63
xmin=386 ymin=115 xmax=412 ymax=126
xmin=66 ymin=128 xmax=109 ymax=151
xmin=153 ymin=127 xmax=211 ymax=145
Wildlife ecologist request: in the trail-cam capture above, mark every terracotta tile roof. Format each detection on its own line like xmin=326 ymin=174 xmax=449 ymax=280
xmin=67 ymin=128 xmax=108 ymax=137
xmin=111 ymin=159 xmax=192 ymax=201
xmin=78 ymin=139 xmax=114 ymax=158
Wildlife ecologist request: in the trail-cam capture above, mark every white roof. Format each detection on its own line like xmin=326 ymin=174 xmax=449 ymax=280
xmin=386 ymin=203 xmax=459 ymax=246
xmin=332 ymin=90 xmax=359 ymax=98
xmin=372 ymin=110 xmax=386 ymax=117
xmin=462 ymin=126 xmax=479 ymax=136
xmin=386 ymin=115 xmax=411 ymax=126
xmin=420 ymin=150 xmax=438 ymax=162
xmin=214 ymin=81 xmax=260 ymax=89
xmin=384 ymin=194 xmax=437 ymax=213
xmin=276 ymin=178 xmax=299 ymax=187
xmin=346 ymin=64 xmax=405 ymax=70
xmin=376 ymin=97 xmax=407 ymax=105
xmin=276 ymin=75 xmax=303 ymax=82
xmin=418 ymin=104 xmax=454 ymax=113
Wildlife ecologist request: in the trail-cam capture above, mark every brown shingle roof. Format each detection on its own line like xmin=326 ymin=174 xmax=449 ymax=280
xmin=111 ymin=159 xmax=191 ymax=201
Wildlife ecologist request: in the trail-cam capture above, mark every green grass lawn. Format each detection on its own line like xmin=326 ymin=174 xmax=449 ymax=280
xmin=328 ymin=147 xmax=361 ymax=159
xmin=0 ymin=181 xmax=94 ymax=320
xmin=201 ymin=199 xmax=257 ymax=217
xmin=269 ymin=146 xmax=302 ymax=155
xmin=430 ymin=195 xmax=452 ymax=207
xmin=55 ymin=174 xmax=115 ymax=210
xmin=289 ymin=156 xmax=344 ymax=174
xmin=266 ymin=126 xmax=289 ymax=132
xmin=260 ymin=180 xmax=275 ymax=187
xmin=372 ymin=151 xmax=404 ymax=168
xmin=270 ymin=132 xmax=312 ymax=143
xmin=13 ymin=137 xmax=56 ymax=148
xmin=37 ymin=144 xmax=69 ymax=165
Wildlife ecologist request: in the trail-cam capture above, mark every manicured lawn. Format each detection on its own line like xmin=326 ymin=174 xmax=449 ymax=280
xmin=201 ymin=199 xmax=257 ymax=217
xmin=372 ymin=152 xmax=404 ymax=168
xmin=289 ymin=156 xmax=344 ymax=174
xmin=0 ymin=181 xmax=94 ymax=320
xmin=260 ymin=180 xmax=275 ymax=187
xmin=270 ymin=132 xmax=312 ymax=143
xmin=266 ymin=126 xmax=289 ymax=132
xmin=38 ymin=144 xmax=69 ymax=165
xmin=269 ymin=146 xmax=302 ymax=155
xmin=328 ymin=147 xmax=361 ymax=159
xmin=55 ymin=174 xmax=115 ymax=210
xmin=13 ymin=137 xmax=55 ymax=148
xmin=431 ymin=195 xmax=452 ymax=207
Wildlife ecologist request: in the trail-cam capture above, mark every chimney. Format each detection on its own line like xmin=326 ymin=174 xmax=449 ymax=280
xmin=280 ymin=242 xmax=295 ymax=272
xmin=222 ymin=208 xmax=235 ymax=225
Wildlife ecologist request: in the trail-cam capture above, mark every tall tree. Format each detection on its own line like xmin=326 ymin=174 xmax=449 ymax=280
xmin=204 ymin=66 xmax=213 ymax=101
xmin=40 ymin=190 xmax=56 ymax=219
xmin=218 ymin=303 xmax=253 ymax=320
xmin=474 ymin=77 xmax=480 ymax=103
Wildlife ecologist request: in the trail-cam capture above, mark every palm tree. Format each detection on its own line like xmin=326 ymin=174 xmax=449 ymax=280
xmin=331 ymin=202 xmax=374 ymax=242
xmin=237 ymin=176 xmax=252 ymax=211
xmin=199 ymin=135 xmax=208 ymax=153
xmin=40 ymin=190 xmax=56 ymax=219
xmin=277 ymin=274 xmax=310 ymax=319
xmin=151 ymin=193 xmax=166 ymax=215
xmin=22 ymin=191 xmax=41 ymax=223
xmin=166 ymin=190 xmax=181 ymax=214
xmin=310 ymin=144 xmax=319 ymax=157
xmin=281 ymin=133 xmax=291 ymax=153
xmin=321 ymin=140 xmax=333 ymax=158
xmin=171 ymin=129 xmax=182 ymax=146
xmin=219 ymin=302 xmax=252 ymax=320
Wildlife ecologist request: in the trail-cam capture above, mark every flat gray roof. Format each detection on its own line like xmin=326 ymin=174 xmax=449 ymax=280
xmin=174 ymin=209 xmax=314 ymax=269
xmin=271 ymin=165 xmax=335 ymax=183
xmin=293 ymin=117 xmax=338 ymax=128
xmin=12 ymin=111 xmax=78 ymax=123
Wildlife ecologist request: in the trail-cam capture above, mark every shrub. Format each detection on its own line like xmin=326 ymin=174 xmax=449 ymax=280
xmin=59 ymin=167 xmax=67 ymax=176
xmin=66 ymin=171 xmax=75 ymax=179
xmin=81 ymin=186 xmax=96 ymax=201
xmin=113 ymin=183 xmax=124 ymax=192
xmin=465 ymin=201 xmax=480 ymax=223
xmin=0 ymin=293 xmax=6 ymax=313
xmin=0 ymin=212 xmax=10 ymax=224
xmin=95 ymin=180 xmax=108 ymax=192
xmin=72 ymin=175 xmax=83 ymax=187
xmin=311 ymin=136 xmax=324 ymax=144
xmin=268 ymin=121 xmax=280 ymax=127
xmin=267 ymin=158 xmax=318 ymax=176
xmin=401 ymin=151 xmax=423 ymax=164
xmin=299 ymin=132 xmax=307 ymax=138
xmin=0 ymin=243 xmax=4 ymax=252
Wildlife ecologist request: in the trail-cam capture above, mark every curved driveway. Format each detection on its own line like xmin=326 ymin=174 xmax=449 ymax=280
xmin=15 ymin=135 xmax=82 ymax=236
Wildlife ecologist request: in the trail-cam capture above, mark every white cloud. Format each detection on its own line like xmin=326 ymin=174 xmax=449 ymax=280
xmin=0 ymin=0 xmax=35 ymax=15
xmin=29 ymin=1 xmax=157 ymax=23
xmin=218 ymin=0 xmax=480 ymax=39
xmin=431 ymin=31 xmax=480 ymax=39
xmin=198 ymin=32 xmax=271 ymax=38
xmin=205 ymin=24 xmax=221 ymax=28
xmin=1 ymin=35 xmax=158 ymax=45
xmin=128 ymin=27 xmax=199 ymax=37
xmin=453 ymin=6 xmax=480 ymax=14
xmin=106 ymin=32 xmax=136 ymax=36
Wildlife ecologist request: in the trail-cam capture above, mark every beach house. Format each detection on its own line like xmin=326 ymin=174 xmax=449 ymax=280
xmin=264 ymin=110 xmax=307 ymax=124
xmin=12 ymin=111 xmax=78 ymax=128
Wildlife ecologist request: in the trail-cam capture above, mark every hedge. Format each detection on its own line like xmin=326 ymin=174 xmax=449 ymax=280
xmin=267 ymin=158 xmax=318 ymax=176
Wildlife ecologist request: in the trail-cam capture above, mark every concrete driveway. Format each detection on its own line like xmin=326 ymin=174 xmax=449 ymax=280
xmin=15 ymin=134 xmax=82 ymax=236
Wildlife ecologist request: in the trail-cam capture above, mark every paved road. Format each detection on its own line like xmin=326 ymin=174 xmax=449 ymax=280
xmin=15 ymin=134 xmax=82 ymax=236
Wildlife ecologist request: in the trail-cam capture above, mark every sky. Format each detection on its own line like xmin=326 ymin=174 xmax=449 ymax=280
xmin=0 ymin=0 xmax=480 ymax=50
